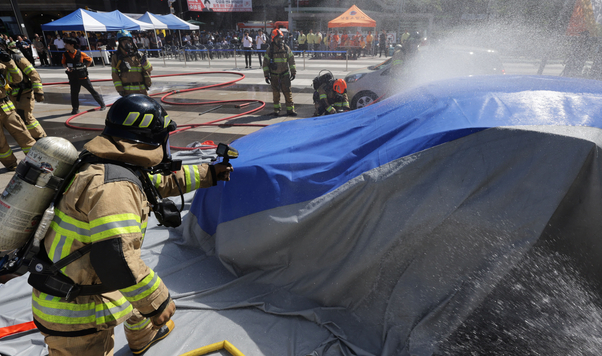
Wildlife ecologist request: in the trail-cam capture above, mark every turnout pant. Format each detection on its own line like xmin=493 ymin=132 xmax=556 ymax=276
xmin=40 ymin=310 xmax=164 ymax=356
xmin=69 ymin=78 xmax=105 ymax=110
xmin=270 ymin=74 xmax=294 ymax=113
xmin=10 ymin=91 xmax=47 ymax=139
xmin=0 ymin=104 xmax=36 ymax=169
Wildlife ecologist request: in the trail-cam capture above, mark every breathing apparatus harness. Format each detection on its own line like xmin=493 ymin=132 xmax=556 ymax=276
xmin=3 ymin=149 xmax=184 ymax=301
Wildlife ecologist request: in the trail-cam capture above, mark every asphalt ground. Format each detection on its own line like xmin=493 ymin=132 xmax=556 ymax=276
xmin=0 ymin=52 xmax=563 ymax=188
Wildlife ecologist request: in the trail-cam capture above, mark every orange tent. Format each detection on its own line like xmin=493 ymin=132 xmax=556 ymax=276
xmin=328 ymin=5 xmax=376 ymax=28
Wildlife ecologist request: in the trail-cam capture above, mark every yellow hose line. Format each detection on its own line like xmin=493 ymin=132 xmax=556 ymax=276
xmin=179 ymin=340 xmax=246 ymax=356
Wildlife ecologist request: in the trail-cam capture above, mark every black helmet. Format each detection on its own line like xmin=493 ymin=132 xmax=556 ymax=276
xmin=103 ymin=94 xmax=176 ymax=147
xmin=0 ymin=38 xmax=6 ymax=48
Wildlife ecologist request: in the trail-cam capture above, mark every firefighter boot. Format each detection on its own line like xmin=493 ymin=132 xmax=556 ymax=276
xmin=126 ymin=312 xmax=175 ymax=355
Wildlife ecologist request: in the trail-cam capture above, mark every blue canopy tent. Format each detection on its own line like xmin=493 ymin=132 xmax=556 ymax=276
xmin=154 ymin=14 xmax=199 ymax=45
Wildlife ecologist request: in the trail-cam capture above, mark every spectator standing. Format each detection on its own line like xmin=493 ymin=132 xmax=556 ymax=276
xmin=242 ymin=31 xmax=253 ymax=69
xmin=255 ymin=29 xmax=267 ymax=67
xmin=379 ymin=30 xmax=387 ymax=57
xmin=16 ymin=36 xmax=35 ymax=65
xmin=52 ymin=35 xmax=65 ymax=66
xmin=33 ymin=34 xmax=49 ymax=66
xmin=315 ymin=31 xmax=323 ymax=58
xmin=79 ymin=33 xmax=88 ymax=50
xmin=297 ymin=30 xmax=306 ymax=57
xmin=366 ymin=31 xmax=374 ymax=56
xmin=307 ymin=29 xmax=315 ymax=54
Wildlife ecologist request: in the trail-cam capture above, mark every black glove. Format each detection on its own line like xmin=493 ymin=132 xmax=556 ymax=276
xmin=117 ymin=90 xmax=125 ymax=96
xmin=0 ymin=49 xmax=11 ymax=62
xmin=290 ymin=74 xmax=295 ymax=81
xmin=265 ymin=77 xmax=270 ymax=84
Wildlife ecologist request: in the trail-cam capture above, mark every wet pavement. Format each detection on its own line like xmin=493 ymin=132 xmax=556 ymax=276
xmin=0 ymin=54 xmax=386 ymax=187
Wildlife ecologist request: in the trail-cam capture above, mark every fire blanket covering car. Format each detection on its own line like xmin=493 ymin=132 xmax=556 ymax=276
xmin=4 ymin=75 xmax=602 ymax=355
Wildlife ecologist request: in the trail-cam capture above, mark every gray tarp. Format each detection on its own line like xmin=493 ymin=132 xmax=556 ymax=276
xmin=4 ymin=78 xmax=602 ymax=354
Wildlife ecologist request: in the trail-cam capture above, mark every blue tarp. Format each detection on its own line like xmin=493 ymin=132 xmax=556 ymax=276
xmin=192 ymin=75 xmax=602 ymax=235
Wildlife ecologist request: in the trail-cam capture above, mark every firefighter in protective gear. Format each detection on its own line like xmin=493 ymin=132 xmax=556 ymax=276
xmin=112 ymin=30 xmax=153 ymax=96
xmin=0 ymin=45 xmax=36 ymax=171
xmin=29 ymin=94 xmax=233 ymax=355
xmin=1 ymin=39 xmax=47 ymax=139
xmin=313 ymin=78 xmax=350 ymax=116
xmin=63 ymin=37 xmax=106 ymax=115
xmin=263 ymin=29 xmax=297 ymax=116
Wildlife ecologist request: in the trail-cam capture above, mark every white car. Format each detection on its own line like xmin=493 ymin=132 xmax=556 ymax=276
xmin=345 ymin=45 xmax=506 ymax=109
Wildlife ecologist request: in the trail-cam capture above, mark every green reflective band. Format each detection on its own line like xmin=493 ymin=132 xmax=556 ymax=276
xmin=333 ymin=102 xmax=342 ymax=107
xmin=32 ymin=292 xmax=133 ymax=325
xmin=8 ymin=68 xmax=19 ymax=74
xmin=163 ymin=115 xmax=170 ymax=128
xmin=23 ymin=65 xmax=34 ymax=75
xmin=290 ymin=65 xmax=296 ymax=70
xmin=112 ymin=68 xmax=119 ymax=72
xmin=149 ymin=173 xmax=162 ymax=188
xmin=114 ymin=81 xmax=123 ymax=88
xmin=327 ymin=106 xmax=334 ymax=112
xmin=183 ymin=165 xmax=201 ymax=192
xmin=22 ymin=147 xmax=31 ymax=154
xmin=123 ymin=112 xmax=139 ymax=126
xmin=32 ymin=83 xmax=43 ymax=88
xmin=124 ymin=85 xmax=144 ymax=91
xmin=125 ymin=317 xmax=151 ymax=331
xmin=143 ymin=62 xmax=152 ymax=70
xmin=27 ymin=121 xmax=41 ymax=129
xmin=287 ymin=106 xmax=294 ymax=111
xmin=51 ymin=209 xmax=142 ymax=244
xmin=0 ymin=149 xmax=13 ymax=158
xmin=319 ymin=94 xmax=327 ymax=100
xmin=120 ymin=269 xmax=162 ymax=302
xmin=274 ymin=58 xmax=287 ymax=63
xmin=139 ymin=113 xmax=153 ymax=128
xmin=273 ymin=104 xmax=281 ymax=109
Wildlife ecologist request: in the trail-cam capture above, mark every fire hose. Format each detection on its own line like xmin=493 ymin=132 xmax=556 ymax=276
xmin=43 ymin=71 xmax=269 ymax=150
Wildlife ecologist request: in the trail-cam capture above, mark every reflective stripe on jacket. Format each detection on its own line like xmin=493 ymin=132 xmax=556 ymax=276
xmin=33 ymin=160 xmax=214 ymax=333
xmin=111 ymin=52 xmax=153 ymax=91
xmin=263 ymin=44 xmax=296 ymax=77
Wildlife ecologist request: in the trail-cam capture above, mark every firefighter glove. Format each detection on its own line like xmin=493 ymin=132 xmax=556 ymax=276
xmin=214 ymin=162 xmax=233 ymax=181
xmin=118 ymin=90 xmax=125 ymax=96
xmin=290 ymin=74 xmax=295 ymax=81
xmin=0 ymin=49 xmax=10 ymax=62
xmin=34 ymin=93 xmax=45 ymax=102
xmin=140 ymin=54 xmax=148 ymax=65
xmin=265 ymin=76 xmax=270 ymax=84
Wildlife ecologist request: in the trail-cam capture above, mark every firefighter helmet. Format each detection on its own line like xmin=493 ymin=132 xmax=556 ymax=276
xmin=117 ymin=29 xmax=133 ymax=42
xmin=333 ymin=79 xmax=347 ymax=94
xmin=103 ymin=94 xmax=177 ymax=147
xmin=271 ymin=29 xmax=284 ymax=41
